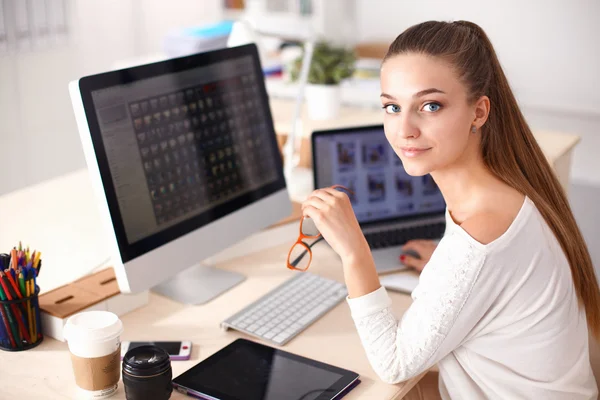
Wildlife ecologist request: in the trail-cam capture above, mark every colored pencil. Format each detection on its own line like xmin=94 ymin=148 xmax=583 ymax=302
xmin=25 ymin=277 xmax=33 ymax=343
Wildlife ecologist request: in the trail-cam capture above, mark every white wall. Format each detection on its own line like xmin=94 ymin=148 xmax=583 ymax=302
xmin=355 ymin=0 xmax=600 ymax=186
xmin=0 ymin=0 xmax=221 ymax=195
xmin=133 ymin=0 xmax=222 ymax=56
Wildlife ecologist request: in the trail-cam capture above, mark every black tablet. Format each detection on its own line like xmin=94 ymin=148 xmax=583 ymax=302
xmin=172 ymin=339 xmax=361 ymax=400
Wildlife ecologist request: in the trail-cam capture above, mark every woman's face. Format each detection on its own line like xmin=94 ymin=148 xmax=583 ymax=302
xmin=380 ymin=53 xmax=483 ymax=176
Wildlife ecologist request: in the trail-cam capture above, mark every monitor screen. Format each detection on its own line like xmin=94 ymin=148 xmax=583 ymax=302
xmin=313 ymin=126 xmax=445 ymax=224
xmin=78 ymin=45 xmax=285 ymax=262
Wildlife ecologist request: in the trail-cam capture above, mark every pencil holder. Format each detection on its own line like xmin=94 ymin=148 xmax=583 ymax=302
xmin=0 ymin=285 xmax=44 ymax=351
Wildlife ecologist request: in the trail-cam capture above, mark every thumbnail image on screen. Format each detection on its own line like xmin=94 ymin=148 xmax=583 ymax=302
xmin=367 ymin=173 xmax=386 ymax=202
xmin=336 ymin=142 xmax=356 ymax=172
xmin=362 ymin=141 xmax=387 ymax=167
xmin=395 ymin=174 xmax=414 ymax=197
xmin=395 ymin=170 xmax=415 ymax=213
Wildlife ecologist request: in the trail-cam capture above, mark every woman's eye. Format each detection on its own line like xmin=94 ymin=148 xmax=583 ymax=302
xmin=423 ymin=102 xmax=441 ymax=112
xmin=383 ymin=104 xmax=401 ymax=114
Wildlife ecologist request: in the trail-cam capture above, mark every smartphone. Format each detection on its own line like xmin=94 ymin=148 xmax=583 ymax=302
xmin=121 ymin=341 xmax=192 ymax=361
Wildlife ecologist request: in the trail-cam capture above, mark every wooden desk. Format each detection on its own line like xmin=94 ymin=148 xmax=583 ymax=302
xmin=0 ymin=171 xmax=422 ymax=399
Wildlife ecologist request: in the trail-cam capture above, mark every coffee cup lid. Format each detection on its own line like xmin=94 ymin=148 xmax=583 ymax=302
xmin=64 ymin=311 xmax=123 ymax=343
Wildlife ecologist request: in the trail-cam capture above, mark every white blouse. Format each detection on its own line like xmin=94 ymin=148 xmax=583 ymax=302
xmin=347 ymin=197 xmax=598 ymax=399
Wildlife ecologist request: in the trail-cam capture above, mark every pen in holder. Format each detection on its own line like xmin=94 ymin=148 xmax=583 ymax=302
xmin=0 ymin=281 xmax=44 ymax=351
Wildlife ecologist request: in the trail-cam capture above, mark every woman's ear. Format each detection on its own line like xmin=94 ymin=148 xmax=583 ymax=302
xmin=473 ymin=95 xmax=490 ymax=130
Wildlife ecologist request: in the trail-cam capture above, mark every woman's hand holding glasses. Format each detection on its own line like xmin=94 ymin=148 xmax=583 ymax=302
xmin=293 ymin=185 xmax=381 ymax=299
xmin=299 ymin=186 xmax=370 ymax=266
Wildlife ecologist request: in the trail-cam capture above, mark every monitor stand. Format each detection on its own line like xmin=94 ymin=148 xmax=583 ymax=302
xmin=152 ymin=263 xmax=245 ymax=305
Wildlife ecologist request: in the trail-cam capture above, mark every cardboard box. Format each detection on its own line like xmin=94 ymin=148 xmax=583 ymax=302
xmin=39 ymin=268 xmax=149 ymax=342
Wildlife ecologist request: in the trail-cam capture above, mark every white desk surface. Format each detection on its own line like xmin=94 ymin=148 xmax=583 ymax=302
xmin=0 ymin=170 xmax=423 ymax=399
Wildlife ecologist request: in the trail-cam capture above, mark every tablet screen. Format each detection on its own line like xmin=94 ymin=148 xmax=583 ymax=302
xmin=173 ymin=339 xmax=359 ymax=400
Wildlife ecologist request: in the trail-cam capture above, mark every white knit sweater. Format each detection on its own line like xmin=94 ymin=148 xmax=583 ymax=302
xmin=347 ymin=197 xmax=598 ymax=399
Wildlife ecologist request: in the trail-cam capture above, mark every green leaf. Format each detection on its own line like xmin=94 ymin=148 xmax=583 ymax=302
xmin=289 ymin=39 xmax=356 ymax=85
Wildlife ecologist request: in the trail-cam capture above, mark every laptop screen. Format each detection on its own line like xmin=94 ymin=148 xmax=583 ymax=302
xmin=313 ymin=125 xmax=446 ymax=224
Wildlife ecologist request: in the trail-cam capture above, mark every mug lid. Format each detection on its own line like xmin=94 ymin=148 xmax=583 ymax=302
xmin=64 ymin=311 xmax=123 ymax=342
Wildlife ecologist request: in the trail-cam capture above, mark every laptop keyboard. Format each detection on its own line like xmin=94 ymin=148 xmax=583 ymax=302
xmin=365 ymin=222 xmax=445 ymax=249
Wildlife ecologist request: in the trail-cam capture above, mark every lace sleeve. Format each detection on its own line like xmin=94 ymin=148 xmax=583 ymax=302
xmin=347 ymin=231 xmax=487 ymax=384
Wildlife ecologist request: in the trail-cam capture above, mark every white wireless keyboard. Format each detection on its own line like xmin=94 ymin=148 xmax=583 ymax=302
xmin=221 ymin=273 xmax=348 ymax=346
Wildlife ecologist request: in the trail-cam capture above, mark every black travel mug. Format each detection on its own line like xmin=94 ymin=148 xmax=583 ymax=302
xmin=122 ymin=345 xmax=173 ymax=400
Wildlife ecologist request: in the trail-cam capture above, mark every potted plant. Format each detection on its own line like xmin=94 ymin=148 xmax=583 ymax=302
xmin=290 ymin=40 xmax=356 ymax=120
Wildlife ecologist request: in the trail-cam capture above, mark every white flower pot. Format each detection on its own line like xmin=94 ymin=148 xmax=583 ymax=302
xmin=305 ymin=84 xmax=341 ymax=120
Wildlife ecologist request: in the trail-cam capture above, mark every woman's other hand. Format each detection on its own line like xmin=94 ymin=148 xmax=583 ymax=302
xmin=400 ymin=240 xmax=438 ymax=272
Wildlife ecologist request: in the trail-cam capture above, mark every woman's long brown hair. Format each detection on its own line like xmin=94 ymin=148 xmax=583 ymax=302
xmin=384 ymin=20 xmax=600 ymax=338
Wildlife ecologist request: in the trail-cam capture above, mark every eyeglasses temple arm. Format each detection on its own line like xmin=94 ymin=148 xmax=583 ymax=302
xmin=290 ymin=237 xmax=325 ymax=267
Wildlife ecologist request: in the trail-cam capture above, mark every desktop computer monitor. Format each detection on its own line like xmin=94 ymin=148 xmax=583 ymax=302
xmin=69 ymin=44 xmax=291 ymax=304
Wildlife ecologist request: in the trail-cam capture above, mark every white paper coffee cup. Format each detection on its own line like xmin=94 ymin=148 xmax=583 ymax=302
xmin=64 ymin=311 xmax=124 ymax=399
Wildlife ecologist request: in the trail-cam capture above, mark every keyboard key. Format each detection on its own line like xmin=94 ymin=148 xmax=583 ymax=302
xmin=298 ymin=304 xmax=329 ymax=326
xmin=283 ymin=328 xmax=296 ymax=337
xmin=280 ymin=320 xmax=292 ymax=329
xmin=273 ymin=333 xmax=290 ymax=344
xmin=271 ymin=326 xmax=283 ymax=335
xmin=264 ymin=331 xmax=276 ymax=340
xmin=256 ymin=327 xmax=269 ymax=336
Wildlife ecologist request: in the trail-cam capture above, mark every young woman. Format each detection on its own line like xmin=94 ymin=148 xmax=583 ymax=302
xmin=301 ymin=20 xmax=600 ymax=399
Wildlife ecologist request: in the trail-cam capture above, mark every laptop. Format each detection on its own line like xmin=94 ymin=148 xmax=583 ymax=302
xmin=312 ymin=125 xmax=447 ymax=274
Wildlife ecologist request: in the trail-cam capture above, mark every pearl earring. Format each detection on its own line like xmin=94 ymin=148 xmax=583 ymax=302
xmin=471 ymin=125 xmax=477 ymax=133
